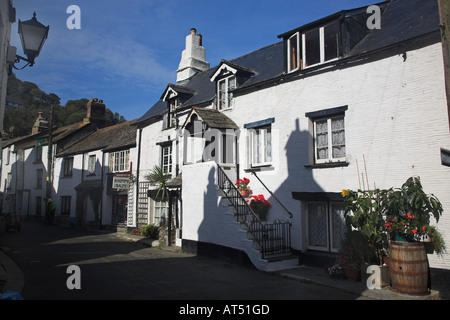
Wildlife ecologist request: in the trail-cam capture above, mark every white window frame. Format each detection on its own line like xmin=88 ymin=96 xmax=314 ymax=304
xmin=220 ymin=131 xmax=235 ymax=166
xmin=88 ymin=155 xmax=96 ymax=174
xmin=313 ymin=116 xmax=346 ymax=164
xmin=161 ymin=145 xmax=173 ymax=175
xmin=153 ymin=199 xmax=168 ymax=226
xmin=301 ymin=21 xmax=339 ymax=69
xmin=306 ymin=201 xmax=346 ymax=252
xmin=110 ymin=150 xmax=130 ymax=173
xmin=287 ymin=32 xmax=300 ymax=73
xmin=249 ymin=125 xmax=272 ymax=167
xmin=217 ymin=75 xmax=236 ymax=111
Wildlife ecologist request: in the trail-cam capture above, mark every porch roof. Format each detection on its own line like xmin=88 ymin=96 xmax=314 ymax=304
xmin=182 ymin=107 xmax=239 ymax=130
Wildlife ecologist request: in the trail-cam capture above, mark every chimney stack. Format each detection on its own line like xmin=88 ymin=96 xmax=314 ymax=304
xmin=32 ymin=112 xmax=49 ymax=134
xmin=84 ymin=98 xmax=106 ymax=127
xmin=176 ymin=28 xmax=210 ymax=83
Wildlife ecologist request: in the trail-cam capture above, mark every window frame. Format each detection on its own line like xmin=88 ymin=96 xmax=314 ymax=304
xmin=166 ymin=98 xmax=180 ymax=129
xmin=153 ymin=199 xmax=168 ymax=227
xmin=88 ymin=155 xmax=96 ymax=175
xmin=217 ymin=75 xmax=236 ymax=111
xmin=313 ymin=115 xmax=346 ymax=164
xmin=61 ymin=196 xmax=71 ymax=215
xmin=63 ymin=157 xmax=74 ymax=177
xmin=287 ymin=32 xmax=301 ymax=73
xmin=161 ymin=144 xmax=173 ymax=175
xmin=301 ymin=20 xmax=340 ymax=69
xmin=306 ymin=201 xmax=346 ymax=252
xmin=110 ymin=150 xmax=130 ymax=173
xmin=36 ymin=169 xmax=43 ymax=189
xmin=35 ymin=144 xmax=43 ymax=162
xmin=249 ymin=125 xmax=272 ymax=168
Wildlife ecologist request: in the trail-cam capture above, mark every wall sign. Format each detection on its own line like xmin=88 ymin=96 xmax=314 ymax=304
xmin=112 ymin=176 xmax=129 ymax=190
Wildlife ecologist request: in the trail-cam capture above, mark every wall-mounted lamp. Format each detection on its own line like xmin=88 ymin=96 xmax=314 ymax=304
xmin=13 ymin=12 xmax=49 ymax=69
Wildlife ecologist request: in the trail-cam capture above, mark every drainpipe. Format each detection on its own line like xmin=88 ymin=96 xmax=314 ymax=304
xmin=45 ymin=105 xmax=54 ymax=202
xmin=135 ymin=127 xmax=142 ymax=227
xmin=100 ymin=151 xmax=104 ymax=227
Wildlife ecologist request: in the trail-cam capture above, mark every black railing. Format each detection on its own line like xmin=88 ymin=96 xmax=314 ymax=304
xmin=249 ymin=170 xmax=293 ymax=219
xmin=217 ymin=165 xmax=291 ymax=258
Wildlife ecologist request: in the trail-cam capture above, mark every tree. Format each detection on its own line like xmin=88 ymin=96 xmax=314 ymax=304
xmin=4 ymin=74 xmax=127 ymax=137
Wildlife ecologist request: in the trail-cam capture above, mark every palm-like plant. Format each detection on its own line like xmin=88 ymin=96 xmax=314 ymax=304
xmin=145 ymin=166 xmax=174 ymax=245
xmin=146 ymin=165 xmax=171 ymax=202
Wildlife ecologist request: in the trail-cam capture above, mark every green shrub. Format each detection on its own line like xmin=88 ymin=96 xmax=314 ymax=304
xmin=140 ymin=224 xmax=159 ymax=238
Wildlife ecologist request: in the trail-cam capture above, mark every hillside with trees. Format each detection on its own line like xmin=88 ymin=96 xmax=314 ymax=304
xmin=4 ymin=73 xmax=127 ymax=138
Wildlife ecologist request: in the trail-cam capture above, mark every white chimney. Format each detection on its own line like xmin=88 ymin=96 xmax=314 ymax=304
xmin=176 ymin=28 xmax=210 ymax=83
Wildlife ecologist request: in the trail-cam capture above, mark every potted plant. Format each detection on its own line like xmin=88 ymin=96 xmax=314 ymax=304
xmin=382 ymin=177 xmax=445 ymax=295
xmin=327 ymin=263 xmax=345 ymax=279
xmin=247 ymin=194 xmax=271 ymax=221
xmin=236 ymin=178 xmax=251 ymax=197
xmin=342 ymin=188 xmax=387 ymax=266
xmin=336 ymin=244 xmax=362 ymax=281
xmin=383 ymin=177 xmax=445 ymax=253
xmin=342 ymin=188 xmax=390 ymax=285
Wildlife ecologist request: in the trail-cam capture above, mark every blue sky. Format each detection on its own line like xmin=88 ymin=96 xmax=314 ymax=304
xmin=11 ymin=0 xmax=377 ymax=121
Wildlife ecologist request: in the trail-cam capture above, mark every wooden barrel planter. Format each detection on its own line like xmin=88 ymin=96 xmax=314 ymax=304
xmin=389 ymin=241 xmax=429 ymax=295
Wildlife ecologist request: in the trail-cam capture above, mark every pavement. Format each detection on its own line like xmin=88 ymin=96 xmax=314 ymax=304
xmin=0 ymin=230 xmax=444 ymax=300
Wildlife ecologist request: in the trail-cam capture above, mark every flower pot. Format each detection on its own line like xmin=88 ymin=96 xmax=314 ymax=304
xmin=423 ymin=239 xmax=435 ymax=254
xmin=253 ymin=207 xmax=269 ymax=221
xmin=240 ymin=189 xmax=250 ymax=198
xmin=344 ymin=267 xmax=360 ymax=281
xmin=389 ymin=241 xmax=429 ymax=295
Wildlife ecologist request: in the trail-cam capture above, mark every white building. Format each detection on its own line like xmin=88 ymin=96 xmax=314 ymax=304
xmin=0 ymin=0 xmax=14 ymax=139
xmin=134 ymin=0 xmax=450 ymax=271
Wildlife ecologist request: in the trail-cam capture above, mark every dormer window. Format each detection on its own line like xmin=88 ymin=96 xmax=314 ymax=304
xmin=286 ymin=20 xmax=340 ymax=72
xmin=161 ymin=84 xmax=194 ymax=130
xmin=288 ymin=33 xmax=300 ymax=72
xmin=164 ymin=98 xmax=179 ymax=129
xmin=211 ymin=60 xmax=254 ymax=111
xmin=217 ymin=75 xmax=236 ymax=111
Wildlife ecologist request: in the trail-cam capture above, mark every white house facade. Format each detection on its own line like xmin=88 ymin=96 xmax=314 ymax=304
xmin=133 ymin=0 xmax=450 ymax=271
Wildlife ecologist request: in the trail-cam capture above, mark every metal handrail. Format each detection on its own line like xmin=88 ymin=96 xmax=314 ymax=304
xmin=249 ymin=169 xmax=293 ymax=219
xmin=217 ymin=165 xmax=291 ymax=258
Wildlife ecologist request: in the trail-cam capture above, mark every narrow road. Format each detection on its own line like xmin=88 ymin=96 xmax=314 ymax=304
xmin=1 ymin=220 xmax=366 ymax=302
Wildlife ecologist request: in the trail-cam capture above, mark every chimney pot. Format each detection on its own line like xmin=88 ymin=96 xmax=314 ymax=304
xmin=190 ymin=28 xmax=197 ymax=35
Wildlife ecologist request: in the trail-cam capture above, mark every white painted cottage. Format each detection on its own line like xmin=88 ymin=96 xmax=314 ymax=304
xmin=1 ymin=98 xmax=138 ymax=230
xmin=134 ymin=0 xmax=450 ymax=271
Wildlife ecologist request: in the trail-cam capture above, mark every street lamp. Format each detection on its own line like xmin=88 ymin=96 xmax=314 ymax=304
xmin=15 ymin=11 xmax=49 ymax=68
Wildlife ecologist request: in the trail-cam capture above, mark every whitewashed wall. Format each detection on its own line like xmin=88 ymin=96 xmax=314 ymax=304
xmin=1 ymin=144 xmax=48 ymax=217
xmin=53 ymin=153 xmax=83 ymax=218
xmin=228 ymin=42 xmax=450 ymax=269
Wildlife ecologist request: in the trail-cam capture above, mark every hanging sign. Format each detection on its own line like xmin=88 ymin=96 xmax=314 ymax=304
xmin=112 ymin=176 xmax=129 ymax=190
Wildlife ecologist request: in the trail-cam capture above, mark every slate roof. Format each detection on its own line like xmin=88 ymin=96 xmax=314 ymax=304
xmin=2 ymin=121 xmax=91 ymax=151
xmin=135 ymin=0 xmax=441 ymax=126
xmin=56 ymin=119 xmax=137 ymax=157
xmin=183 ymin=107 xmax=239 ymax=130
xmin=348 ymin=0 xmax=440 ymax=56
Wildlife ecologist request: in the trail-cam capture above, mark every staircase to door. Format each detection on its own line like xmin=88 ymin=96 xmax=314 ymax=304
xmin=217 ymin=165 xmax=298 ymax=271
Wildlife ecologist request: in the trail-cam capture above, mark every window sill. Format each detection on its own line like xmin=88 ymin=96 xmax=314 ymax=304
xmin=245 ymin=164 xmax=275 ymax=172
xmin=304 ymin=161 xmax=349 ymax=169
